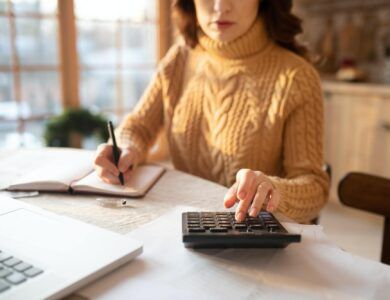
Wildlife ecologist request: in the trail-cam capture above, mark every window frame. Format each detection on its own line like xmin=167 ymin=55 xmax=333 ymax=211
xmin=0 ymin=0 xmax=172 ymax=146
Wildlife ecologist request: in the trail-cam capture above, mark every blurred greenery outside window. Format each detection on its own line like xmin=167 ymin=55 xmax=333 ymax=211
xmin=0 ymin=0 xmax=157 ymax=149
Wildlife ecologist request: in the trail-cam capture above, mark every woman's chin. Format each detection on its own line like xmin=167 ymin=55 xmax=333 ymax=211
xmin=209 ymin=31 xmax=239 ymax=43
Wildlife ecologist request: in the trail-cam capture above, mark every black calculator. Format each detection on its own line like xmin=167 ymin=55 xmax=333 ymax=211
xmin=182 ymin=211 xmax=301 ymax=248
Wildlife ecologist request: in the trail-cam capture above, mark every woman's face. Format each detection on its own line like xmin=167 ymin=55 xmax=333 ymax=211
xmin=194 ymin=0 xmax=260 ymax=42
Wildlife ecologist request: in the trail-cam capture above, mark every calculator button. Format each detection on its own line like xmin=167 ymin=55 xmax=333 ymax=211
xmin=217 ymin=221 xmax=231 ymax=224
xmin=202 ymin=220 xmax=215 ymax=224
xmin=188 ymin=225 xmax=201 ymax=228
xmin=201 ymin=213 xmax=214 ymax=217
xmin=202 ymin=224 xmax=216 ymax=229
xmin=188 ymin=228 xmax=206 ymax=233
xmin=250 ymin=225 xmax=264 ymax=230
xmin=234 ymin=221 xmax=246 ymax=225
xmin=234 ymin=225 xmax=247 ymax=230
xmin=220 ymin=226 xmax=232 ymax=230
xmin=218 ymin=222 xmax=232 ymax=226
xmin=210 ymin=227 xmax=228 ymax=233
xmin=202 ymin=221 xmax=215 ymax=225
xmin=188 ymin=213 xmax=199 ymax=217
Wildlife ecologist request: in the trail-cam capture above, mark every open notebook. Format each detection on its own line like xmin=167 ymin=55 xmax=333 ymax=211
xmin=3 ymin=148 xmax=165 ymax=197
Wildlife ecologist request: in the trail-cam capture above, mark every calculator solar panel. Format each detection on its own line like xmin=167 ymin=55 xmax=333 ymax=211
xmin=182 ymin=211 xmax=301 ymax=248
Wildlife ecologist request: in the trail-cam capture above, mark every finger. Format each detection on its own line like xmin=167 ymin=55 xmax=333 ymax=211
xmin=236 ymin=169 xmax=257 ymax=202
xmin=223 ymin=182 xmax=238 ymax=208
xmin=235 ymin=177 xmax=257 ymax=222
xmin=94 ymin=155 xmax=119 ymax=176
xmin=267 ymin=188 xmax=280 ymax=212
xmin=235 ymin=185 xmax=256 ymax=222
xmin=123 ymin=168 xmax=135 ymax=183
xmin=97 ymin=169 xmax=120 ymax=185
xmin=118 ymin=149 xmax=136 ymax=173
xmin=249 ymin=181 xmax=273 ymax=217
xmin=96 ymin=143 xmax=114 ymax=158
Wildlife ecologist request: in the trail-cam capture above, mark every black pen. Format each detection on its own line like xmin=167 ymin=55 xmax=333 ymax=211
xmin=107 ymin=121 xmax=124 ymax=185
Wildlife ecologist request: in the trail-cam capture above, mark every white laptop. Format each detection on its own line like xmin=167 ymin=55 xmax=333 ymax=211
xmin=0 ymin=195 xmax=142 ymax=300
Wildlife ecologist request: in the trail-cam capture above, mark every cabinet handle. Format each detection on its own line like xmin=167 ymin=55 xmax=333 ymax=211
xmin=381 ymin=122 xmax=390 ymax=131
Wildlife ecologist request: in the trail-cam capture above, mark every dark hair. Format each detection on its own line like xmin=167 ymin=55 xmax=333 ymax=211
xmin=172 ymin=0 xmax=310 ymax=60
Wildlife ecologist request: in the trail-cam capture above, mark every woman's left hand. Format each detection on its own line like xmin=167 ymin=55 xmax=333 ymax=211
xmin=223 ymin=169 xmax=280 ymax=222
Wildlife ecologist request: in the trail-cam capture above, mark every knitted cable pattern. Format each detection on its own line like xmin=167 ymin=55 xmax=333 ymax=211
xmin=117 ymin=19 xmax=329 ymax=223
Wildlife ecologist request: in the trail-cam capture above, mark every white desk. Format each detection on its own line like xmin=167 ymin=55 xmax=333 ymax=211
xmin=0 ymin=150 xmax=389 ymax=300
xmin=0 ymin=149 xmax=236 ymax=234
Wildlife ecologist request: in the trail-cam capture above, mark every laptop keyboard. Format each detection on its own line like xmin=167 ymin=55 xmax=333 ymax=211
xmin=0 ymin=250 xmax=43 ymax=294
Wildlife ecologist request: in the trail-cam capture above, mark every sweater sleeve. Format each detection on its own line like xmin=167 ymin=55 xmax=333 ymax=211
xmin=268 ymin=65 xmax=330 ymax=223
xmin=115 ymin=45 xmax=183 ymax=163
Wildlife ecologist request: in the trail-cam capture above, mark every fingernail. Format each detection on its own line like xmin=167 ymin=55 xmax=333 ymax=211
xmin=249 ymin=208 xmax=257 ymax=217
xmin=238 ymin=191 xmax=246 ymax=199
xmin=236 ymin=212 xmax=245 ymax=222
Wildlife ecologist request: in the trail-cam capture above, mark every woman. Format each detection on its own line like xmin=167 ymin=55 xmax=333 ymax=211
xmin=94 ymin=0 xmax=329 ymax=224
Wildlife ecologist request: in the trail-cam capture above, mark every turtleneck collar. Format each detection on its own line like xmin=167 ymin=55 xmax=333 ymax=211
xmin=197 ymin=18 xmax=271 ymax=60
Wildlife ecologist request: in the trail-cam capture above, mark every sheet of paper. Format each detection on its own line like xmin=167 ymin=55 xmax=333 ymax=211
xmin=72 ymin=165 xmax=165 ymax=196
xmin=79 ymin=207 xmax=390 ymax=300
xmin=0 ymin=148 xmax=94 ymax=189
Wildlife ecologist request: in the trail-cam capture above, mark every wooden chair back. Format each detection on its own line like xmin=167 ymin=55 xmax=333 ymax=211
xmin=338 ymin=172 xmax=390 ymax=264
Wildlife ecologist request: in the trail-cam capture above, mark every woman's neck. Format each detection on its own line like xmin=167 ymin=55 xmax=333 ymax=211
xmin=197 ymin=18 xmax=271 ymax=60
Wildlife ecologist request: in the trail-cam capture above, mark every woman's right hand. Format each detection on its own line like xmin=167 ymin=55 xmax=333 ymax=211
xmin=93 ymin=143 xmax=139 ymax=185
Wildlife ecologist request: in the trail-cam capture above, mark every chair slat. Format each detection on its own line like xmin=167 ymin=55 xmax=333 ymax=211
xmin=338 ymin=172 xmax=390 ymax=216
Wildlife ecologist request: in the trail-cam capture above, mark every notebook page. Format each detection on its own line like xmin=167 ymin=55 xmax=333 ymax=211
xmin=72 ymin=165 xmax=165 ymax=197
xmin=5 ymin=148 xmax=94 ymax=190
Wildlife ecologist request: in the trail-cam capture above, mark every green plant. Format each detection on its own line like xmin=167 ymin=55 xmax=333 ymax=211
xmin=44 ymin=108 xmax=109 ymax=147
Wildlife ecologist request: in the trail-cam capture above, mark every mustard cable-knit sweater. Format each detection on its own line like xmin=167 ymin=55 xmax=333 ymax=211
xmin=116 ymin=19 xmax=330 ymax=223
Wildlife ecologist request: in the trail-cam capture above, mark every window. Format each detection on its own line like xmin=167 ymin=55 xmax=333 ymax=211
xmin=75 ymin=0 xmax=157 ymax=118
xmin=0 ymin=0 xmax=164 ymax=148
xmin=0 ymin=0 xmax=61 ymax=148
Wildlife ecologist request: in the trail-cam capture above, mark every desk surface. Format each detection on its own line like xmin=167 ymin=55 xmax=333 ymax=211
xmin=1 ymin=149 xmax=389 ymax=300
xmin=14 ymin=169 xmax=232 ymax=234
xmin=0 ymin=149 xmax=290 ymax=234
